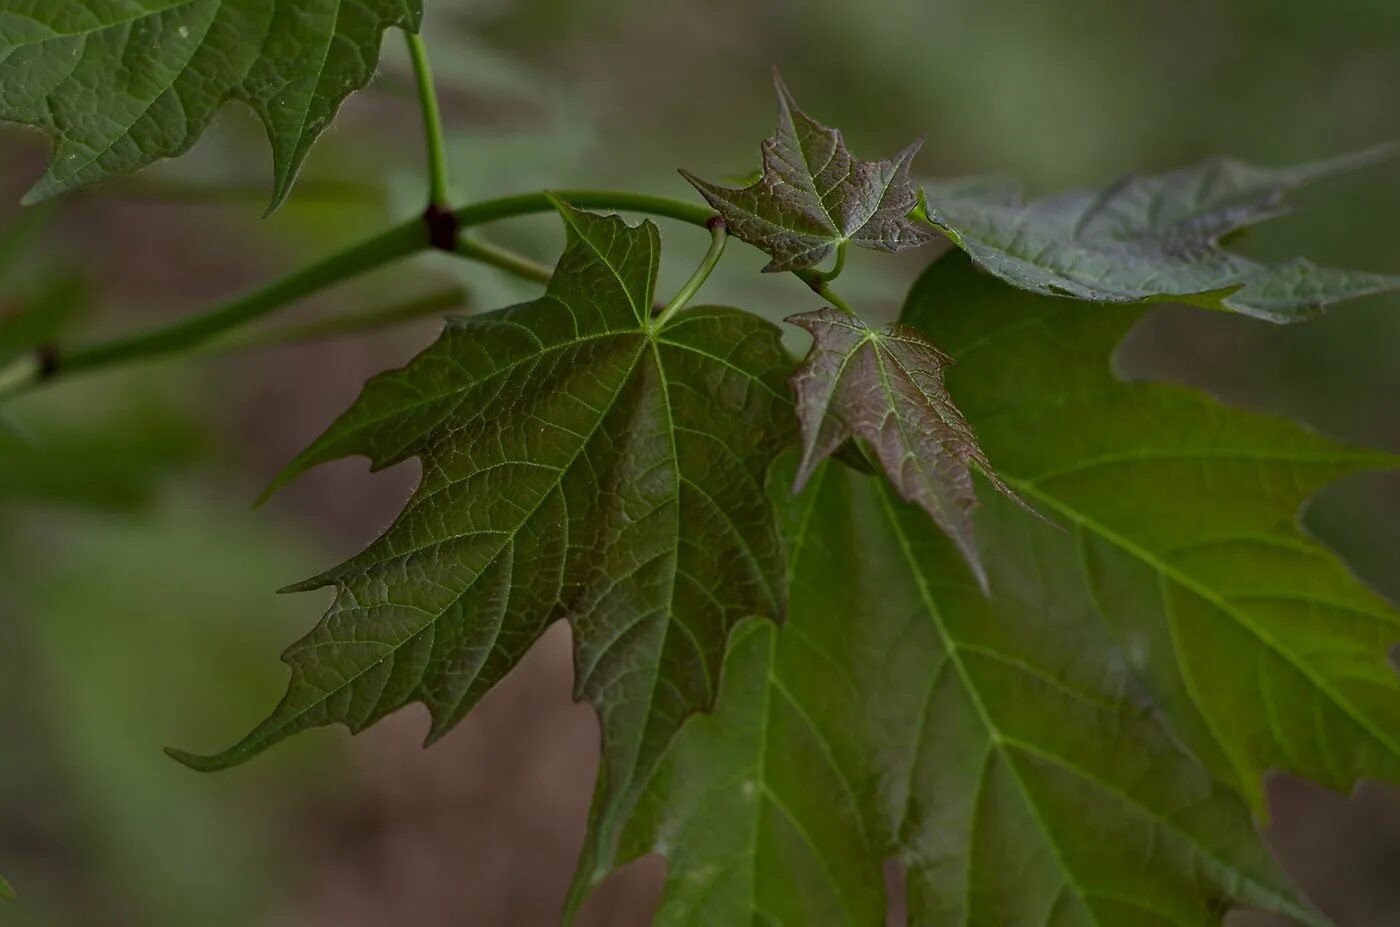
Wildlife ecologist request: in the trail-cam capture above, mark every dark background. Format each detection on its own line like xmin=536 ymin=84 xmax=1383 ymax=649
xmin=1 ymin=1 xmax=1398 ymax=923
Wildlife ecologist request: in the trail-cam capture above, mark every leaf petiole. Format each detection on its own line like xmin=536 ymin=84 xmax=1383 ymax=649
xmin=652 ymin=218 xmax=727 ymax=331
xmin=452 ymin=236 xmax=554 ymax=286
xmin=405 ymin=31 xmax=451 ymax=208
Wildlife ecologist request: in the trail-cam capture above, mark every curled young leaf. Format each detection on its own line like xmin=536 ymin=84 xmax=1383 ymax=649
xmin=0 ymin=0 xmax=423 ymax=209
xmin=786 ymin=307 xmax=1022 ymax=588
xmin=681 ymin=72 xmax=935 ymax=273
xmin=924 ymin=147 xmax=1400 ymax=321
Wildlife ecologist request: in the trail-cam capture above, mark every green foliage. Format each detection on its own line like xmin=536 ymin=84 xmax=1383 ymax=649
xmin=0 ymin=0 xmax=422 ymax=208
xmin=906 ymin=252 xmax=1400 ymax=809
xmin=786 ymin=307 xmax=1022 ymax=587
xmin=924 ymin=148 xmax=1400 ymax=321
xmin=171 ymin=204 xmax=795 ymax=896
xmin=681 ymin=73 xmax=934 ymax=273
xmin=1 ymin=16 xmax=1398 ymax=924
xmin=597 ymin=455 xmax=1322 ymax=926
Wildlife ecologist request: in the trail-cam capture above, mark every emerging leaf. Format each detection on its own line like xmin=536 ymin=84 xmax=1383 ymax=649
xmin=905 ymin=250 xmax=1400 ymax=808
xmin=582 ymin=457 xmax=1322 ymax=926
xmin=786 ymin=307 xmax=1021 ymax=588
xmin=0 ymin=0 xmax=424 ymax=208
xmin=925 ymin=147 xmax=1400 ymax=321
xmin=681 ymin=72 xmax=935 ymax=273
xmin=170 ymin=205 xmax=795 ymax=888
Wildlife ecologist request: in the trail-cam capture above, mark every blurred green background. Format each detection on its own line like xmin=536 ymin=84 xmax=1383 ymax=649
xmin=1 ymin=1 xmax=1398 ymax=923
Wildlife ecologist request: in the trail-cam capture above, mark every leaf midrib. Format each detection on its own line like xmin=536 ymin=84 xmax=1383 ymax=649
xmin=874 ymin=480 xmax=1312 ymax=926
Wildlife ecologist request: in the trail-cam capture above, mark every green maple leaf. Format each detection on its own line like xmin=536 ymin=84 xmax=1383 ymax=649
xmin=786 ymin=306 xmax=1022 ymax=588
xmin=906 ymin=251 xmax=1400 ymax=808
xmin=0 ymin=873 xmax=12 ymax=902
xmin=581 ymin=456 xmax=1321 ymax=926
xmin=680 ymin=72 xmax=935 ymax=273
xmin=169 ymin=204 xmax=795 ymax=887
xmin=0 ymin=0 xmax=423 ymax=208
xmin=924 ymin=147 xmax=1400 ymax=321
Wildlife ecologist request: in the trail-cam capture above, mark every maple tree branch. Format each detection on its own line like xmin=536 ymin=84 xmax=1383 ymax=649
xmin=0 ymin=189 xmax=860 ymax=398
xmin=204 ymin=287 xmax=468 ymax=352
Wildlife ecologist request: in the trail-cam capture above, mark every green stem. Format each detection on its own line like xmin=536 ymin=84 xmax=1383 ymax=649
xmin=653 ymin=220 xmax=727 ymax=331
xmin=51 ymin=221 xmax=428 ymax=382
xmin=820 ymin=241 xmax=847 ymax=282
xmin=453 ymin=237 xmax=554 ymax=285
xmin=819 ymin=285 xmax=858 ymax=316
xmin=794 ymin=268 xmax=859 ymax=315
xmin=207 ymin=287 xmax=467 ymax=352
xmin=406 ymin=31 xmax=451 ymax=206
xmin=0 ymin=191 xmax=719 ymax=398
xmin=452 ymin=190 xmax=714 ymax=229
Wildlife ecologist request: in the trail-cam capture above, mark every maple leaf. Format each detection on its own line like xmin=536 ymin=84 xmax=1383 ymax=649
xmin=578 ymin=456 xmax=1325 ymax=926
xmin=680 ymin=71 xmax=935 ymax=273
xmin=169 ymin=204 xmax=796 ymax=887
xmin=0 ymin=0 xmax=423 ymax=208
xmin=924 ymin=147 xmax=1400 ymax=321
xmin=907 ymin=250 xmax=1400 ymax=807
xmin=786 ymin=306 xmax=1022 ymax=588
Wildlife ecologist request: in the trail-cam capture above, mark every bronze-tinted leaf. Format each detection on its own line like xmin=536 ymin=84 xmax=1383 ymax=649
xmin=787 ymin=306 xmax=1021 ymax=587
xmin=681 ymin=72 xmax=935 ymax=273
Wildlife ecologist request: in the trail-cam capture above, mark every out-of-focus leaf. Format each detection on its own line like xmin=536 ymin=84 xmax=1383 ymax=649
xmin=0 ymin=275 xmax=86 ymax=369
xmin=925 ymin=148 xmax=1400 ymax=321
xmin=786 ymin=306 xmax=1021 ymax=587
xmin=0 ymin=0 xmax=423 ymax=209
xmin=1 ymin=494 xmax=327 ymax=924
xmin=681 ymin=72 xmax=934 ymax=273
xmin=0 ymin=375 xmax=203 ymax=510
xmin=905 ymin=250 xmax=1400 ymax=807
xmin=171 ymin=205 xmax=795 ymax=909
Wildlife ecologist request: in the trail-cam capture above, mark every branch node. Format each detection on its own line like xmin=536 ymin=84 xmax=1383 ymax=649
xmin=36 ymin=343 xmax=60 ymax=380
xmin=424 ymin=204 xmax=459 ymax=252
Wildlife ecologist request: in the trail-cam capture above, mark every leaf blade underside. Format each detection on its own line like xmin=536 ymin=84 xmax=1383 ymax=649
xmin=924 ymin=147 xmax=1400 ymax=321
xmin=170 ymin=205 xmax=796 ymax=897
xmin=588 ymin=457 xmax=1321 ymax=926
xmin=681 ymin=71 xmax=935 ymax=273
xmin=903 ymin=250 xmax=1400 ymax=808
xmin=0 ymin=0 xmax=424 ymax=208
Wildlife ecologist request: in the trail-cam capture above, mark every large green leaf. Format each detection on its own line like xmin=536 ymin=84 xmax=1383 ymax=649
xmin=0 ymin=0 xmax=423 ymax=208
xmin=588 ymin=457 xmax=1318 ymax=926
xmin=681 ymin=72 xmax=934 ymax=273
xmin=924 ymin=149 xmax=1400 ymax=321
xmin=904 ymin=251 xmax=1400 ymax=808
xmin=169 ymin=204 xmax=795 ymax=894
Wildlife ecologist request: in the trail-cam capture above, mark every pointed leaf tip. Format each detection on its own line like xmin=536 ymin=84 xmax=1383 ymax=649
xmin=0 ymin=1 xmax=423 ymax=206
